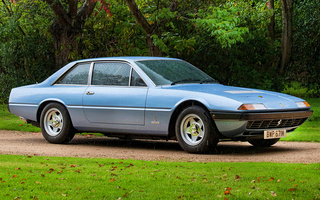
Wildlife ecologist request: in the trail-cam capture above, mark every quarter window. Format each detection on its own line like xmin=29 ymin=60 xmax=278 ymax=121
xmin=56 ymin=63 xmax=91 ymax=85
xmin=131 ymin=69 xmax=147 ymax=86
xmin=92 ymin=62 xmax=131 ymax=86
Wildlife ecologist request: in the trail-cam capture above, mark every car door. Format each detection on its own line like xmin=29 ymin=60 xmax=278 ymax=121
xmin=83 ymin=61 xmax=148 ymax=125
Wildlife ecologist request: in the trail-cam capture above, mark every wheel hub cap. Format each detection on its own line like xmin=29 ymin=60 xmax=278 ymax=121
xmin=53 ymin=116 xmax=62 ymax=128
xmin=190 ymin=122 xmax=201 ymax=136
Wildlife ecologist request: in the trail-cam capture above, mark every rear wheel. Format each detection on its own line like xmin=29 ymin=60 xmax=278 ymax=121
xmin=175 ymin=106 xmax=219 ymax=153
xmin=248 ymin=139 xmax=279 ymax=147
xmin=40 ymin=103 xmax=75 ymax=144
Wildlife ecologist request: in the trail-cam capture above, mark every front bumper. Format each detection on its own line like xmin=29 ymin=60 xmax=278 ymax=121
xmin=210 ymin=109 xmax=313 ymax=138
xmin=211 ymin=109 xmax=313 ymax=121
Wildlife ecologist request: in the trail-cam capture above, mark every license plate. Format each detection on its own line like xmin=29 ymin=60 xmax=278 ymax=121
xmin=264 ymin=130 xmax=286 ymax=139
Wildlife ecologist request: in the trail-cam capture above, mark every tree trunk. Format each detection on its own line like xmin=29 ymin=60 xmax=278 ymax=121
xmin=125 ymin=0 xmax=162 ymax=57
xmin=268 ymin=0 xmax=275 ymax=40
xmin=50 ymin=20 xmax=80 ymax=70
xmin=146 ymin=34 xmax=162 ymax=57
xmin=46 ymin=0 xmax=96 ymax=69
xmin=280 ymin=0 xmax=293 ymax=74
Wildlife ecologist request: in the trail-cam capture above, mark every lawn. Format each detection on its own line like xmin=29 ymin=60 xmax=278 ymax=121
xmin=0 ymin=154 xmax=319 ymax=199
xmin=281 ymin=98 xmax=320 ymax=142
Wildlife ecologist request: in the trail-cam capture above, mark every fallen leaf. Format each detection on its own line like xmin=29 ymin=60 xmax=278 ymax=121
xmin=267 ymin=177 xmax=275 ymax=181
xmin=271 ymin=191 xmax=277 ymax=197
xmin=126 ymin=163 xmax=134 ymax=168
xmin=109 ymin=178 xmax=116 ymax=182
xmin=287 ymin=188 xmax=297 ymax=192
xmin=235 ymin=175 xmax=240 ymax=180
xmin=224 ymin=190 xmax=231 ymax=195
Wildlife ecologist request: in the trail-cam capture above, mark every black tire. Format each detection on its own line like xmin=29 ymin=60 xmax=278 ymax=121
xmin=175 ymin=106 xmax=219 ymax=153
xmin=40 ymin=103 xmax=75 ymax=144
xmin=248 ymin=139 xmax=279 ymax=147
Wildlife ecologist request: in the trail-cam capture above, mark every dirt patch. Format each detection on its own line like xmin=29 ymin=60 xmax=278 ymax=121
xmin=0 ymin=130 xmax=319 ymax=163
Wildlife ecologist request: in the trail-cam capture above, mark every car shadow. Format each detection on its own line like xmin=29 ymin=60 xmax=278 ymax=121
xmin=69 ymin=135 xmax=298 ymax=155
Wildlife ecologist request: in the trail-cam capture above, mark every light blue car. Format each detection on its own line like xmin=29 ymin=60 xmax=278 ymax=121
xmin=8 ymin=57 xmax=313 ymax=153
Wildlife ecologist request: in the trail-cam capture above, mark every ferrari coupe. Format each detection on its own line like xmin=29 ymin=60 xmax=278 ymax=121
xmin=8 ymin=57 xmax=313 ymax=153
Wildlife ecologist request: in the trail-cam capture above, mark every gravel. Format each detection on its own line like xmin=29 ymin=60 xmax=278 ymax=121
xmin=0 ymin=130 xmax=319 ymax=163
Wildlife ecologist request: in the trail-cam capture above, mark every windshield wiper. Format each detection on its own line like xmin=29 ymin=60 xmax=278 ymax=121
xmin=171 ymin=78 xmax=200 ymax=85
xmin=200 ymin=78 xmax=217 ymax=84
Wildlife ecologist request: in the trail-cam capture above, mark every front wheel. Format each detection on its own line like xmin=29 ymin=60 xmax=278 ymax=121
xmin=248 ymin=139 xmax=279 ymax=147
xmin=40 ymin=103 xmax=75 ymax=144
xmin=175 ymin=106 xmax=219 ymax=153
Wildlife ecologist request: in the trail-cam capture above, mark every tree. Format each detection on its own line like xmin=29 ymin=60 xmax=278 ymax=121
xmin=125 ymin=0 xmax=163 ymax=56
xmin=280 ymin=0 xmax=293 ymax=73
xmin=267 ymin=0 xmax=275 ymax=40
xmin=45 ymin=0 xmax=97 ymax=69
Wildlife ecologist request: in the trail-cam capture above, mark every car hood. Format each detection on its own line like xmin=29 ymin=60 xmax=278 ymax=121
xmin=161 ymin=84 xmax=306 ymax=110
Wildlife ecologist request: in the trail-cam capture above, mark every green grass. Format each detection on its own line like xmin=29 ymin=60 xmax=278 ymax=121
xmin=281 ymin=98 xmax=320 ymax=142
xmin=0 ymin=154 xmax=319 ymax=199
xmin=0 ymin=104 xmax=40 ymax=132
xmin=1 ymin=97 xmax=319 ymax=142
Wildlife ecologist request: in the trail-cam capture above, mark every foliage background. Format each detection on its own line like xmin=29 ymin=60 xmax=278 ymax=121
xmin=0 ymin=0 xmax=319 ymax=103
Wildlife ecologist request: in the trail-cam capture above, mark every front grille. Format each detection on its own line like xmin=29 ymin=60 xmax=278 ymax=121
xmin=246 ymin=118 xmax=308 ymax=129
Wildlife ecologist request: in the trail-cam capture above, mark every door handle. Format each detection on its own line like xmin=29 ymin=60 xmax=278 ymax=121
xmin=86 ymin=91 xmax=95 ymax=95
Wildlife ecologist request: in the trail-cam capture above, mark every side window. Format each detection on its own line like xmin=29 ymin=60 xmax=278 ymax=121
xmin=92 ymin=62 xmax=131 ymax=86
xmin=56 ymin=63 xmax=90 ymax=85
xmin=131 ymin=69 xmax=147 ymax=87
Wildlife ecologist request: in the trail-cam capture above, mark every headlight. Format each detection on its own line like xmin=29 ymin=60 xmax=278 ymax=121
xmin=296 ymin=101 xmax=311 ymax=108
xmin=238 ymin=103 xmax=267 ymax=110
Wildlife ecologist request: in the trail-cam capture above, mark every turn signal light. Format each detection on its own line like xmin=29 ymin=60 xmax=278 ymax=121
xmin=296 ymin=101 xmax=311 ymax=108
xmin=303 ymin=101 xmax=311 ymax=107
xmin=238 ymin=104 xmax=255 ymax=110
xmin=238 ymin=103 xmax=267 ymax=110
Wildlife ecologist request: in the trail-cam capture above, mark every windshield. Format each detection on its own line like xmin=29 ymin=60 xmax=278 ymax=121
xmin=135 ymin=60 xmax=217 ymax=86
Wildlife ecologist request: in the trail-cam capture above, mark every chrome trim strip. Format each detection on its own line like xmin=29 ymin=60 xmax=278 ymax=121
xmin=82 ymin=106 xmax=145 ymax=111
xmin=88 ymin=62 xmax=94 ymax=85
xmin=68 ymin=105 xmax=171 ymax=112
xmin=129 ymin=67 xmax=133 ymax=86
xmin=145 ymin=108 xmax=171 ymax=112
xmin=9 ymin=103 xmax=38 ymax=107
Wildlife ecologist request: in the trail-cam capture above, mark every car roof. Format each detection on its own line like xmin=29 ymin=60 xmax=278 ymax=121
xmin=74 ymin=56 xmax=181 ymax=63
